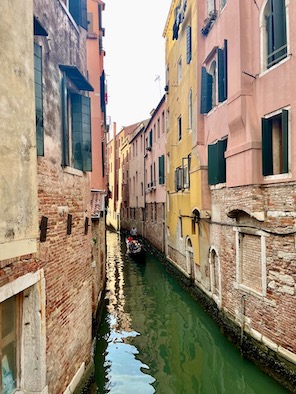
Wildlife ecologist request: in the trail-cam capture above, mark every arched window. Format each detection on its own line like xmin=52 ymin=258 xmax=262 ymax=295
xmin=264 ymin=0 xmax=287 ymax=69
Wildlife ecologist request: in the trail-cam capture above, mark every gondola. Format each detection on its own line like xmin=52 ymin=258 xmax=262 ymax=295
xmin=126 ymin=236 xmax=146 ymax=261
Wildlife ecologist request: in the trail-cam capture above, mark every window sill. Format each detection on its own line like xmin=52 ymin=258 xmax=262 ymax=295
xmin=259 ymin=55 xmax=291 ymax=78
xmin=209 ymin=182 xmax=226 ymax=190
xmin=63 ymin=166 xmax=83 ymax=177
xmin=263 ymin=172 xmax=291 ymax=182
xmin=234 ymin=282 xmax=268 ymax=300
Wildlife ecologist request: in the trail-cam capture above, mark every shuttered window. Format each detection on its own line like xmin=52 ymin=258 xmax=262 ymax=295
xmin=183 ymin=155 xmax=191 ymax=189
xmin=200 ymin=67 xmax=213 ymax=114
xmin=159 ymin=155 xmax=165 ymax=185
xmin=208 ymin=138 xmax=227 ymax=185
xmin=175 ymin=167 xmax=184 ymax=191
xmin=266 ymin=0 xmax=287 ymax=68
xmin=61 ymin=80 xmax=92 ymax=171
xmin=69 ymin=0 xmax=88 ymax=30
xmin=34 ymin=43 xmax=44 ymax=156
xmin=186 ymin=26 xmax=192 ymax=64
xmin=178 ymin=116 xmax=182 ymax=141
xmin=149 ymin=130 xmax=153 ymax=147
xmin=71 ymin=94 xmax=92 ymax=171
xmin=262 ymin=109 xmax=288 ymax=176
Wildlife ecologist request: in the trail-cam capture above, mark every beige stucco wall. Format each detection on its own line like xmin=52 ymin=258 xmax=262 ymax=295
xmin=0 ymin=0 xmax=38 ymax=260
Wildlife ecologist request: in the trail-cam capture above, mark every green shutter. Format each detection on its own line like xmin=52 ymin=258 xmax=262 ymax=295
xmin=71 ymin=94 xmax=92 ymax=171
xmin=281 ymin=109 xmax=288 ymax=173
xmin=208 ymin=143 xmax=218 ymax=185
xmin=262 ymin=117 xmax=273 ymax=176
xmin=186 ymin=26 xmax=192 ymax=64
xmin=159 ymin=155 xmax=165 ymax=185
xmin=200 ymin=67 xmax=213 ymax=114
xmin=61 ymin=76 xmax=69 ymax=166
xmin=100 ymin=70 xmax=106 ymax=113
xmin=223 ymin=40 xmax=228 ymax=100
xmin=218 ymin=41 xmax=228 ymax=102
xmin=34 ymin=43 xmax=44 ymax=156
xmin=102 ymin=140 xmax=105 ymax=177
xmin=217 ymin=139 xmax=227 ymax=183
xmin=208 ymin=140 xmax=227 ymax=185
xmin=272 ymin=0 xmax=287 ymax=62
xmin=218 ymin=48 xmax=225 ymax=103
xmin=69 ymin=0 xmax=88 ymax=30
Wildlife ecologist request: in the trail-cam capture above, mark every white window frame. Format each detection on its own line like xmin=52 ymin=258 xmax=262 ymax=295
xmin=259 ymin=0 xmax=290 ymax=74
xmin=0 ymin=271 xmax=47 ymax=394
xmin=234 ymin=227 xmax=268 ymax=297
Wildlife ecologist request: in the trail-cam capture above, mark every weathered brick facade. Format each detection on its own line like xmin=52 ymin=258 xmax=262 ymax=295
xmin=209 ymin=183 xmax=296 ymax=360
xmin=144 ymin=202 xmax=166 ymax=252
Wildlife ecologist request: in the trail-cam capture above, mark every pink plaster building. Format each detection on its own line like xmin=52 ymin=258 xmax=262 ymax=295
xmin=122 ymin=120 xmax=149 ymax=235
xmin=197 ymin=0 xmax=296 ymax=388
xmin=144 ymin=96 xmax=166 ymax=251
xmin=87 ymin=0 xmax=108 ymax=317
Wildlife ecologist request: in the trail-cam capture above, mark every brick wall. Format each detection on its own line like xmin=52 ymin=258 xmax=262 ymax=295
xmin=145 ymin=203 xmax=165 ymax=252
xmin=91 ymin=218 xmax=106 ymax=312
xmin=38 ymin=159 xmax=93 ymax=393
xmin=210 ymin=182 xmax=296 ymax=356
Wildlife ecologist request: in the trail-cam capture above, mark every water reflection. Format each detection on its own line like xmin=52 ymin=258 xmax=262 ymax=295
xmin=94 ymin=232 xmax=288 ymax=393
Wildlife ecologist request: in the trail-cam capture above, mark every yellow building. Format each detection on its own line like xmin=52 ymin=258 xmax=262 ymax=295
xmin=164 ymin=0 xmax=211 ymax=288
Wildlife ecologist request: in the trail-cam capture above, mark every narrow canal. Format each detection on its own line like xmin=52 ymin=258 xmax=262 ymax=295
xmin=92 ymin=231 xmax=289 ymax=393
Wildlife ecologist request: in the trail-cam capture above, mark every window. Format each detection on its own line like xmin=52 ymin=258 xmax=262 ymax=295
xmin=157 ymin=118 xmax=160 ymax=138
xmin=149 ymin=130 xmax=153 ymax=148
xmin=162 ymin=111 xmax=165 ymax=134
xmin=201 ymin=40 xmax=228 ymax=114
xmin=264 ymin=0 xmax=287 ymax=69
xmin=174 ymin=155 xmax=190 ymax=191
xmin=207 ymin=0 xmax=216 ymax=15
xmin=100 ymin=70 xmax=107 ymax=124
xmin=183 ymin=155 xmax=191 ymax=189
xmin=150 ymin=165 xmax=153 ymax=187
xmin=61 ymin=76 xmax=92 ymax=171
xmin=178 ymin=216 xmax=183 ymax=239
xmin=178 ymin=116 xmax=182 ymax=141
xmin=178 ymin=58 xmax=182 ymax=84
xmin=209 ymin=60 xmax=217 ymax=107
xmin=175 ymin=166 xmax=183 ymax=191
xmin=166 ymin=109 xmax=170 ymax=131
xmin=188 ymin=88 xmax=192 ymax=130
xmin=208 ymin=138 xmax=227 ymax=185
xmin=159 ymin=155 xmax=165 ymax=185
xmin=1 ymin=295 xmax=19 ymax=394
xmin=165 ymin=65 xmax=169 ymax=94
xmin=0 ymin=274 xmax=46 ymax=394
xmin=34 ymin=43 xmax=44 ymax=156
xmin=234 ymin=221 xmax=268 ymax=297
xmin=186 ymin=26 xmax=192 ymax=64
xmin=69 ymin=0 xmax=88 ymax=30
xmin=220 ymin=0 xmax=227 ymax=9
xmin=262 ymin=109 xmax=288 ymax=176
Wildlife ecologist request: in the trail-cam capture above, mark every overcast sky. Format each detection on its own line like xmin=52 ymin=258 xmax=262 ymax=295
xmin=103 ymin=0 xmax=172 ymax=132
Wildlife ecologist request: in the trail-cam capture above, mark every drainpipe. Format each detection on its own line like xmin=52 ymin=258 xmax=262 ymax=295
xmin=240 ymin=294 xmax=247 ymax=350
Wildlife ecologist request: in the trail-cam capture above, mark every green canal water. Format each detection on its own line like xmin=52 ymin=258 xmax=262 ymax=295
xmin=93 ymin=231 xmax=290 ymax=393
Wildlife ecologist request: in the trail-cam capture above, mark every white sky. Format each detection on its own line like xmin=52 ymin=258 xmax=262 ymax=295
xmin=103 ymin=0 xmax=172 ymax=132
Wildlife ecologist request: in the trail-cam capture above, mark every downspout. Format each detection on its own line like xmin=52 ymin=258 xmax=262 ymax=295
xmin=240 ymin=294 xmax=247 ymax=351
